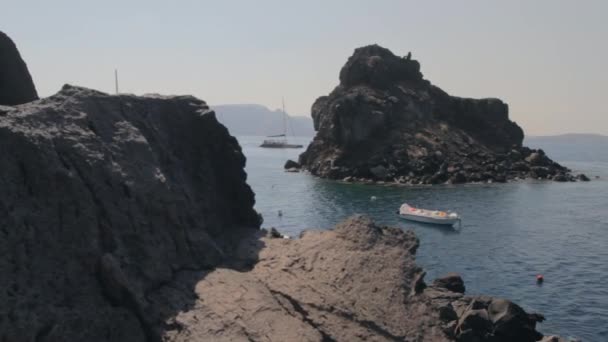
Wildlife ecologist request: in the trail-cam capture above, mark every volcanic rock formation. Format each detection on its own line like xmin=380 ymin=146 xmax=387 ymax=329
xmin=0 ymin=31 xmax=38 ymax=105
xmin=298 ymin=45 xmax=586 ymax=184
xmin=0 ymin=85 xmax=259 ymax=341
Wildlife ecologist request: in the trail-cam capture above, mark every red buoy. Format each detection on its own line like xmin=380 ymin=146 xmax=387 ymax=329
xmin=536 ymin=274 xmax=544 ymax=283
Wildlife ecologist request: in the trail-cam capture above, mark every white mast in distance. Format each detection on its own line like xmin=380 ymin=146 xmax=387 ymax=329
xmin=114 ymin=69 xmax=119 ymax=94
xmin=282 ymin=97 xmax=287 ymax=142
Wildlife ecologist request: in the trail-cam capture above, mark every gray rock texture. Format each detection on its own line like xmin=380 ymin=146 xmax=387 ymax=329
xmin=298 ymin=45 xmax=582 ymax=184
xmin=161 ymin=215 xmax=548 ymax=342
xmin=0 ymin=31 xmax=38 ymax=105
xmin=0 ymin=85 xmax=259 ymax=341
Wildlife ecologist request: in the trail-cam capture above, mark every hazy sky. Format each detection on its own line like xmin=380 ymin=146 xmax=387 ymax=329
xmin=2 ymin=0 xmax=606 ymax=135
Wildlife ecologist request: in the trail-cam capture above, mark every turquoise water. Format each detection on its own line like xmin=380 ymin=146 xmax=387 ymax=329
xmin=238 ymin=136 xmax=608 ymax=341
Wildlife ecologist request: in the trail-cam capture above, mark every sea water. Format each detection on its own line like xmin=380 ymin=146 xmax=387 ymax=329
xmin=238 ymin=135 xmax=608 ymax=341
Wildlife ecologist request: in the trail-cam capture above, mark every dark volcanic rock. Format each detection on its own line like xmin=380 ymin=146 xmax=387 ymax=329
xmin=552 ymin=173 xmax=570 ymax=182
xmin=299 ymin=45 xmax=573 ymax=184
xmin=0 ymin=85 xmax=260 ymax=341
xmin=433 ymin=273 xmax=466 ymax=293
xmin=488 ymin=299 xmax=544 ymax=341
xmin=266 ymin=227 xmax=282 ymax=238
xmin=0 ymin=31 xmax=38 ymax=105
xmin=339 ymin=44 xmax=423 ymax=88
xmin=284 ymin=159 xmax=301 ymax=169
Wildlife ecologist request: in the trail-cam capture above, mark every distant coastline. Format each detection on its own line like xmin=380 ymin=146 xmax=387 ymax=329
xmin=525 ymin=134 xmax=608 ymax=162
xmin=214 ymin=104 xmax=314 ymax=137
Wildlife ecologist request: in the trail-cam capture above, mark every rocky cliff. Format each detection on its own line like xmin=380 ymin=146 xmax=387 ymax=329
xmin=0 ymin=85 xmax=260 ymax=341
xmin=0 ymin=31 xmax=38 ymax=105
xmin=298 ymin=45 xmax=586 ymax=184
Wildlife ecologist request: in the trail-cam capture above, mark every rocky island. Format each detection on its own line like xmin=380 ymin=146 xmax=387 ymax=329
xmin=296 ymin=45 xmax=588 ymax=184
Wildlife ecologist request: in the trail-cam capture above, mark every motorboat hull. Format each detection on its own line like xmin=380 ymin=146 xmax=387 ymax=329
xmin=398 ymin=203 xmax=461 ymax=226
xmin=398 ymin=213 xmax=460 ymax=226
xmin=260 ymin=142 xmax=303 ymax=148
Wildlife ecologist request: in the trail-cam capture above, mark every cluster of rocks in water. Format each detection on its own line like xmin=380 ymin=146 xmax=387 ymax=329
xmin=0 ymin=31 xmax=572 ymax=341
xmin=294 ymin=45 xmax=589 ymax=185
xmin=289 ymin=146 xmax=590 ymax=184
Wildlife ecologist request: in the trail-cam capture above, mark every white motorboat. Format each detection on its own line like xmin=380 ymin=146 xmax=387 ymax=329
xmin=398 ymin=203 xmax=461 ymax=226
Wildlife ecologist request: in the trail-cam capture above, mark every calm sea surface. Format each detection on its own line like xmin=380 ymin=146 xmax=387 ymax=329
xmin=238 ymin=136 xmax=608 ymax=341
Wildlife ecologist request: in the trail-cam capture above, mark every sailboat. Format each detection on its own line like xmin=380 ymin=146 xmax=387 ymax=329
xmin=260 ymin=98 xmax=303 ymax=148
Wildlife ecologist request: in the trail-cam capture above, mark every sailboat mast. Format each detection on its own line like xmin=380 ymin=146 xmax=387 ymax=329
xmin=282 ymin=97 xmax=287 ymax=141
xmin=114 ymin=69 xmax=119 ymax=94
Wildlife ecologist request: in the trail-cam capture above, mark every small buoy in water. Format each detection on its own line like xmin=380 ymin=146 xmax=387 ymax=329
xmin=278 ymin=210 xmax=283 ymax=217
xmin=536 ymin=274 xmax=544 ymax=283
xmin=370 ymin=196 xmax=377 ymax=201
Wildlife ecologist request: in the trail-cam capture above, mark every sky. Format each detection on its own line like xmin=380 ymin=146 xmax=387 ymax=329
xmin=2 ymin=0 xmax=607 ymax=135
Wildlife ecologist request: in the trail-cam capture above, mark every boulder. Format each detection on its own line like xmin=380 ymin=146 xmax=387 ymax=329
xmin=449 ymin=172 xmax=467 ymax=184
xmin=284 ymin=159 xmax=301 ymax=169
xmin=508 ymin=149 xmax=522 ymax=160
xmin=530 ymin=166 xmax=550 ymax=178
xmin=487 ymin=299 xmax=544 ymax=342
xmin=0 ymin=31 xmax=38 ymax=105
xmin=511 ymin=161 xmax=530 ymax=171
xmin=370 ymin=164 xmax=389 ymax=179
xmin=455 ymin=309 xmax=492 ymax=340
xmin=432 ymin=273 xmax=466 ymax=293
xmin=267 ymin=227 xmax=282 ymax=238
xmin=576 ymin=173 xmax=590 ymax=181
xmin=338 ymin=44 xmax=423 ymax=88
xmin=525 ymin=152 xmax=545 ymax=166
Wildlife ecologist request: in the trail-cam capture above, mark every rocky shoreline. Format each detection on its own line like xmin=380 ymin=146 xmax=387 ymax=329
xmin=295 ymin=45 xmax=588 ymax=185
xmin=286 ymin=149 xmax=591 ymax=185
xmin=162 ymin=215 xmax=552 ymax=342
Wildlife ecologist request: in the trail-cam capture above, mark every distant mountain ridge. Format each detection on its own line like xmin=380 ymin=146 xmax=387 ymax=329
xmin=525 ymin=133 xmax=608 ymax=162
xmin=526 ymin=133 xmax=608 ymax=143
xmin=213 ymin=104 xmax=314 ymax=137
